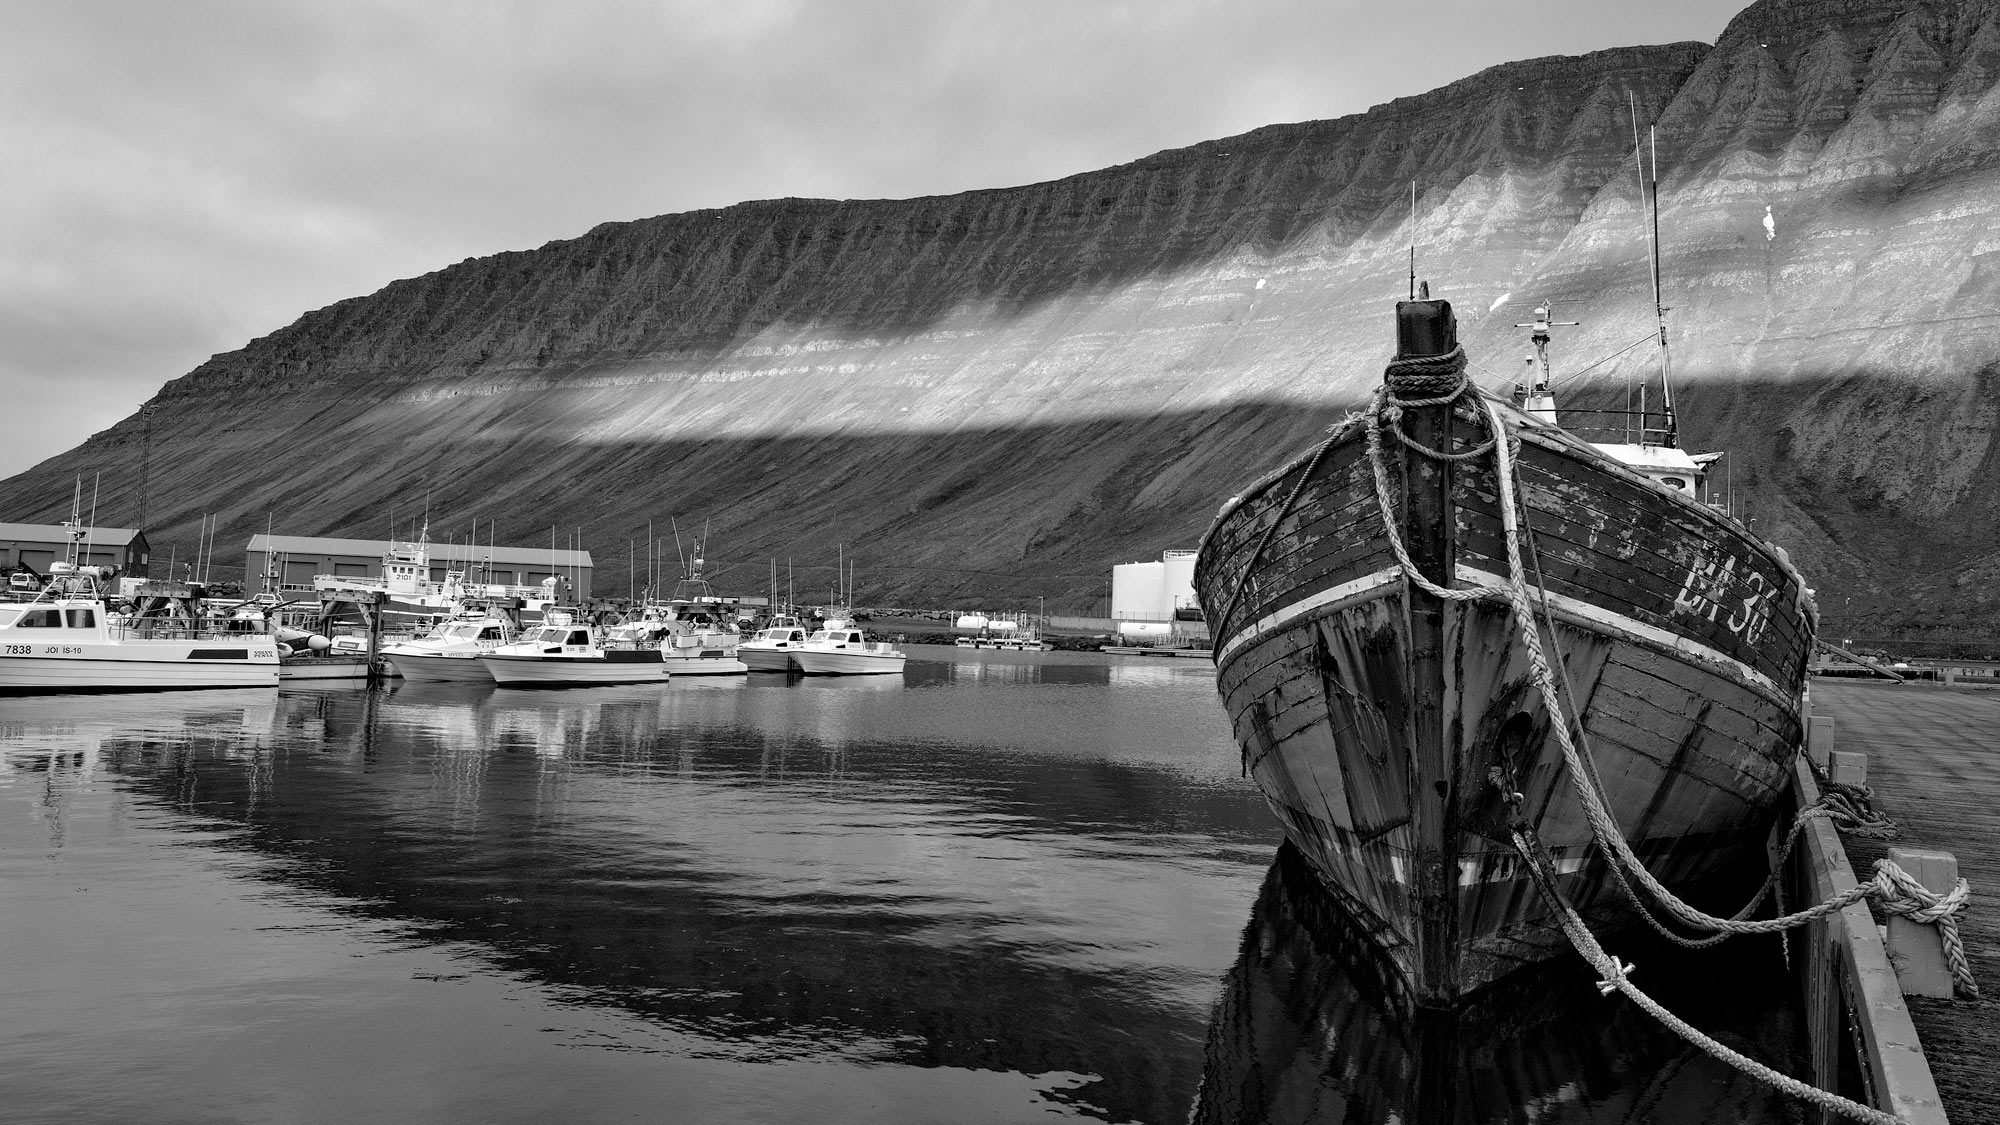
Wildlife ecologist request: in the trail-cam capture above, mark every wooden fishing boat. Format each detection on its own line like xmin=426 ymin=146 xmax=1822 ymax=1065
xmin=1192 ymin=295 xmax=1816 ymax=1005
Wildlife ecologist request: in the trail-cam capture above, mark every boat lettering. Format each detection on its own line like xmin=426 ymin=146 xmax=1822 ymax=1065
xmin=1673 ymin=550 xmax=1774 ymax=645
xmin=3 ymin=644 xmax=31 ymax=655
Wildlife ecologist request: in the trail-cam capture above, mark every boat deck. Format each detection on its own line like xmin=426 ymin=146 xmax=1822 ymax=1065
xmin=1810 ymin=678 xmax=2000 ymax=1125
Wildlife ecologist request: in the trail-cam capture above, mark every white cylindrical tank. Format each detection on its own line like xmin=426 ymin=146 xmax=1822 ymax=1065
xmin=1111 ymin=562 xmax=1166 ymax=621
xmin=1161 ymin=550 xmax=1197 ymax=616
xmin=954 ymin=613 xmax=989 ymax=631
xmin=1117 ymin=621 xmax=1173 ymax=641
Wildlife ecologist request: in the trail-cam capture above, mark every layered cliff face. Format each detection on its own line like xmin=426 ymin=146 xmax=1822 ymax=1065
xmin=7 ymin=0 xmax=2000 ymax=640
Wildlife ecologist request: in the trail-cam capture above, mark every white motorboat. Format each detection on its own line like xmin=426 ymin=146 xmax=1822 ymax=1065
xmin=739 ymin=619 xmax=808 ymax=672
xmin=382 ymin=611 xmax=520 ymax=682
xmin=477 ymin=621 xmax=665 ymax=686
xmin=0 ymin=564 xmax=279 ymax=692
xmin=789 ymin=627 xmax=906 ymax=676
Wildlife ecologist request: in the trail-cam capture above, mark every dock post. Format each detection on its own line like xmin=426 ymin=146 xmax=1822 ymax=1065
xmin=1806 ymin=714 xmax=1835 ymax=771
xmin=1885 ymin=847 xmax=1961 ymax=999
xmin=1828 ymin=750 xmax=1867 ymax=788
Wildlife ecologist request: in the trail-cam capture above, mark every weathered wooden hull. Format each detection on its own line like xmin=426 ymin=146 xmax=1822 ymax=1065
xmin=1194 ymin=404 xmax=1814 ymax=1004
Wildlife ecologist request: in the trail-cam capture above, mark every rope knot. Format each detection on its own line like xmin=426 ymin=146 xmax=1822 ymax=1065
xmin=1869 ymin=859 xmax=1980 ymax=998
xmin=1596 ymin=956 xmax=1637 ymax=996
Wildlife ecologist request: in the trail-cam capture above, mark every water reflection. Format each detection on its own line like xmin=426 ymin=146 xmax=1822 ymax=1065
xmin=0 ymin=652 xmax=1803 ymax=1125
xmin=0 ymin=661 xmax=1265 ymax=1125
xmin=1193 ymin=844 xmax=1808 ymax=1125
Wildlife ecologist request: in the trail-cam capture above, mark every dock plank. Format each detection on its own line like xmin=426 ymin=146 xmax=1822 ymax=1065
xmin=1810 ymin=679 xmax=2000 ymax=1125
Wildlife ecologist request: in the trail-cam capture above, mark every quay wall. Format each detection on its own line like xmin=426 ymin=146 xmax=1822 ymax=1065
xmin=1786 ymin=757 xmax=1949 ymax=1124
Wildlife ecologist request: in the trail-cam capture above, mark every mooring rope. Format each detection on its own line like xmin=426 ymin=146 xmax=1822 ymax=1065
xmin=1348 ymin=358 xmax=1982 ymax=1117
xmin=1506 ymin=826 xmax=1904 ymax=1125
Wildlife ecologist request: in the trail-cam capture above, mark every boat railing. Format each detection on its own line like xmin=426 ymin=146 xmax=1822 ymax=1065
xmin=1535 ymin=406 xmax=1678 ymax=446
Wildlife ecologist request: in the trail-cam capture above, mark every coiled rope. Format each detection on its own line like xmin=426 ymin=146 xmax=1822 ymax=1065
xmin=1351 ymin=358 xmax=1980 ymax=1121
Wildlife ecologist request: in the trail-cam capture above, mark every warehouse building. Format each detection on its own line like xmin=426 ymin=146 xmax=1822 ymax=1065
xmin=0 ymin=522 xmax=151 ymax=577
xmin=245 ymin=534 xmax=594 ymax=600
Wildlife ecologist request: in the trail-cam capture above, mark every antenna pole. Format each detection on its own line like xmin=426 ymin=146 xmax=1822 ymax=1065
xmin=137 ymin=405 xmax=154 ymax=531
xmin=85 ymin=471 xmax=100 ymax=570
xmin=1409 ymin=180 xmax=1417 ymax=300
xmin=1650 ymin=124 xmax=1676 ymax=446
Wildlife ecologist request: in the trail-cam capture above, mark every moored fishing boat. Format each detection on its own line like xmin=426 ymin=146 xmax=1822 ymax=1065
xmin=1193 ymin=292 xmax=1814 ymax=1006
xmin=382 ymin=605 xmax=521 ymax=682
xmin=789 ymin=626 xmax=907 ymax=676
xmin=739 ymin=617 xmax=808 ymax=672
xmin=0 ymin=563 xmax=280 ymax=692
xmin=614 ymin=599 xmax=748 ymax=675
xmin=477 ymin=617 xmax=665 ymax=686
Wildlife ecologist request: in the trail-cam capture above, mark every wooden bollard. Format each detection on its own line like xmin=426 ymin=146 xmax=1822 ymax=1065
xmin=1829 ymin=750 xmax=1868 ymax=788
xmin=1807 ymin=714 xmax=1835 ymax=771
xmin=1885 ymin=847 xmax=1959 ymax=999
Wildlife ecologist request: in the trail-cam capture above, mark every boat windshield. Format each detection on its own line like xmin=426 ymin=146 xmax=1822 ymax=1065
xmin=527 ymin=626 xmax=572 ymax=644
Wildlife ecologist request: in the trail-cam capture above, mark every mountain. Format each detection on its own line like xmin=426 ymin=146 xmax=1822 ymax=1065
xmin=7 ymin=0 xmax=2000 ymax=645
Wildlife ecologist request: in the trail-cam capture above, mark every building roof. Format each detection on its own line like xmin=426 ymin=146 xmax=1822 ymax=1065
xmin=246 ymin=533 xmax=592 ymax=568
xmin=0 ymin=522 xmax=145 ymax=547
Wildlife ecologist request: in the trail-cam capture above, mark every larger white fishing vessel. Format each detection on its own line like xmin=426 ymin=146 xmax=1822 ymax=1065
xmin=0 ymin=563 xmax=279 ymax=693
xmin=311 ymin=528 xmax=571 ymax=623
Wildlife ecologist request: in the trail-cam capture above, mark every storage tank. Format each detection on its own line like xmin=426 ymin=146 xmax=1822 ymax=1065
xmin=954 ymin=613 xmax=989 ymax=632
xmin=1111 ymin=561 xmax=1166 ymax=621
xmin=1161 ymin=550 xmax=1197 ymax=617
xmin=1117 ymin=621 xmax=1173 ymax=642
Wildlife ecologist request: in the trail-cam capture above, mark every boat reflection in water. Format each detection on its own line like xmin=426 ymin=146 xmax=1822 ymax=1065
xmin=1192 ymin=844 xmax=1807 ymax=1125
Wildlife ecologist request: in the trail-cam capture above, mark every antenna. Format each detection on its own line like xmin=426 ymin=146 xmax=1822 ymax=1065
xmin=1649 ymin=123 xmax=1676 ymax=447
xmin=84 ymin=471 xmax=100 ymax=570
xmin=1408 ymin=180 xmax=1418 ymax=300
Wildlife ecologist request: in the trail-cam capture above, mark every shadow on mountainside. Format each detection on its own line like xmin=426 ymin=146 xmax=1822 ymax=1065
xmin=6 ymin=370 xmax=1997 ymax=635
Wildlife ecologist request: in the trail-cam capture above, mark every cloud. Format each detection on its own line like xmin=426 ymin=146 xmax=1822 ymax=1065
xmin=0 ymin=0 xmax=1747 ymax=477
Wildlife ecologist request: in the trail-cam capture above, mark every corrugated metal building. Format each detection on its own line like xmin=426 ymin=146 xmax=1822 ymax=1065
xmin=245 ymin=534 xmax=594 ymax=599
xmin=0 ymin=522 xmax=151 ymax=576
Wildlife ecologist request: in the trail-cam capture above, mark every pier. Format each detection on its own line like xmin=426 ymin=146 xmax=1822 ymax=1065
xmin=1810 ymin=679 xmax=1999 ymax=1124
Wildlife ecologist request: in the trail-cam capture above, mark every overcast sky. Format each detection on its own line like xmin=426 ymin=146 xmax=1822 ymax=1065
xmin=2 ymin=0 xmax=1749 ymax=478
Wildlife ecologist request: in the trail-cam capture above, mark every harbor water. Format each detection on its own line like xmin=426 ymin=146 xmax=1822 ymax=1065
xmin=1 ymin=647 xmax=1805 ymax=1123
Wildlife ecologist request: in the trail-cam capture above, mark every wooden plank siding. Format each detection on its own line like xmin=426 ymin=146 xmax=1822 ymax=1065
xmin=1195 ymin=399 xmax=1813 ymax=1000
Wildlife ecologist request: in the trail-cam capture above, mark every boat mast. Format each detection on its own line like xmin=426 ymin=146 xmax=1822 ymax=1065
xmin=1637 ymin=118 xmax=1675 ymax=447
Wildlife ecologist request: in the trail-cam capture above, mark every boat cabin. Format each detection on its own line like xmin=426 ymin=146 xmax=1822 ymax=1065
xmin=0 ymin=601 xmax=108 ymax=641
xmin=755 ymin=627 xmax=805 ymax=646
xmin=1590 ymin=441 xmax=1724 ymax=502
xmin=807 ymin=629 xmax=868 ymax=647
xmin=520 ymin=624 xmax=594 ymax=654
xmin=435 ymin=620 xmax=510 ymax=644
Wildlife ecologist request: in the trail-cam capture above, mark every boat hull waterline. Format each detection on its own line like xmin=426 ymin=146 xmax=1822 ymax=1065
xmin=0 ymin=648 xmax=280 ymax=692
xmin=476 ymin=651 xmax=666 ymax=686
xmin=1194 ymin=363 xmax=1812 ymax=1005
xmin=383 ymin=651 xmax=496 ymax=683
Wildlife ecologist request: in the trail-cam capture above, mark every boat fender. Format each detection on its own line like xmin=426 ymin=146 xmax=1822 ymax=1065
xmin=304 ymin=634 xmax=331 ymax=652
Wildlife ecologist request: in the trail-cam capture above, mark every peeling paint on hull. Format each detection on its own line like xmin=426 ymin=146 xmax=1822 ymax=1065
xmin=1195 ymin=404 xmax=1815 ymax=1004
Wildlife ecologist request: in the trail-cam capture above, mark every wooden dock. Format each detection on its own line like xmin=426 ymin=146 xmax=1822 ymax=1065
xmin=1809 ymin=679 xmax=2000 ymax=1124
